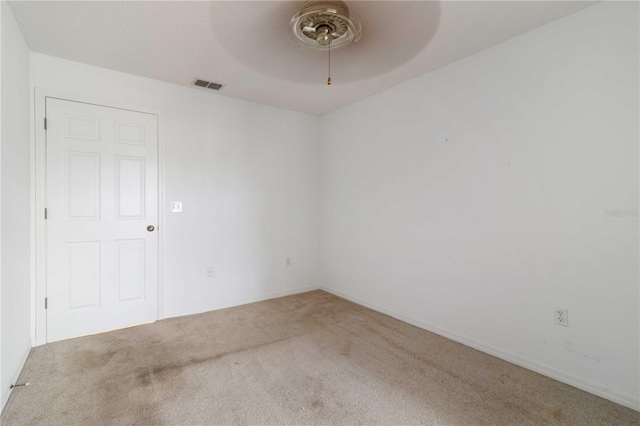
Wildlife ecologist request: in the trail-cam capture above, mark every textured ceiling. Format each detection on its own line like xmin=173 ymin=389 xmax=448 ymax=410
xmin=10 ymin=1 xmax=597 ymax=115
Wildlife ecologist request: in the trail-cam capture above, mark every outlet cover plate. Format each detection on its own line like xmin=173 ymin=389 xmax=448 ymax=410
xmin=554 ymin=307 xmax=568 ymax=327
xmin=170 ymin=201 xmax=183 ymax=213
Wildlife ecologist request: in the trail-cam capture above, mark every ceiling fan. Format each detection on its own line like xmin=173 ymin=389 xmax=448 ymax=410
xmin=290 ymin=1 xmax=362 ymax=85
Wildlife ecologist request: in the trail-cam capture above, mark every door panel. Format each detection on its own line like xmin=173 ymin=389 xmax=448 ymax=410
xmin=66 ymin=152 xmax=100 ymax=220
xmin=66 ymin=241 xmax=100 ymax=309
xmin=46 ymin=98 xmax=158 ymax=342
xmin=116 ymin=239 xmax=145 ymax=302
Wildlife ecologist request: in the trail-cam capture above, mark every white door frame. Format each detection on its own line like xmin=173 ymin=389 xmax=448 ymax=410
xmin=32 ymin=88 xmax=165 ymax=346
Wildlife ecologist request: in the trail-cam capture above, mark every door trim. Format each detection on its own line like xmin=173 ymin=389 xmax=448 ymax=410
xmin=32 ymin=88 xmax=165 ymax=346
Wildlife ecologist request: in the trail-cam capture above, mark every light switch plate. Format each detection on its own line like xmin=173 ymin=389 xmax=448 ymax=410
xmin=170 ymin=201 xmax=183 ymax=213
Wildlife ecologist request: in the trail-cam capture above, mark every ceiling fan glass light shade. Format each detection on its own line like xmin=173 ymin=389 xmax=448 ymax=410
xmin=290 ymin=1 xmax=361 ymax=49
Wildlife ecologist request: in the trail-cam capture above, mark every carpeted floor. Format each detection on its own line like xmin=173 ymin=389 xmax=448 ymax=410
xmin=2 ymin=290 xmax=638 ymax=425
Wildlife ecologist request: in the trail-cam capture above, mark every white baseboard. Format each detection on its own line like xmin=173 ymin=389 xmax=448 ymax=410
xmin=163 ymin=285 xmax=321 ymax=319
xmin=1 ymin=344 xmax=33 ymax=414
xmin=319 ymin=286 xmax=640 ymax=412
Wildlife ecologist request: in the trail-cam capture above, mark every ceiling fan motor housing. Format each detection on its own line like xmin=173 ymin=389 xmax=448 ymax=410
xmin=291 ymin=1 xmax=361 ymax=49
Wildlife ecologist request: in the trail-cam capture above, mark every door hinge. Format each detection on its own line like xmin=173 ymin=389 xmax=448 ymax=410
xmin=44 ymin=208 xmax=47 ymax=219
xmin=45 ymin=298 xmax=48 ymax=309
xmin=44 ymin=117 xmax=47 ymax=130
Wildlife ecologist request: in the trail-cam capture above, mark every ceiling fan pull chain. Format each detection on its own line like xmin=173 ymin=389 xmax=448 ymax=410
xmin=327 ymin=40 xmax=332 ymax=85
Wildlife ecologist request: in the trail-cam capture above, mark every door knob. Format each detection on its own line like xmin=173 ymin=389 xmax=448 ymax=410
xmin=147 ymin=225 xmax=155 ymax=232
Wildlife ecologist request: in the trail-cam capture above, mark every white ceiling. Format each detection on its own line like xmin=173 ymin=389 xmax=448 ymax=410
xmin=10 ymin=1 xmax=597 ymax=115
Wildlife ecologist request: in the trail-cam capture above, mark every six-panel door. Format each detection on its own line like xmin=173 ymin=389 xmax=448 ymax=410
xmin=46 ymin=98 xmax=158 ymax=342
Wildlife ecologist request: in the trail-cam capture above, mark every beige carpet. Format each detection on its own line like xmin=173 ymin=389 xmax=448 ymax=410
xmin=2 ymin=290 xmax=638 ymax=425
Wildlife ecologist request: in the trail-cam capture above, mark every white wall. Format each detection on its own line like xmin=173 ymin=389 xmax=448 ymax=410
xmin=31 ymin=53 xmax=321 ymax=322
xmin=1 ymin=0 xmax=32 ymax=410
xmin=320 ymin=2 xmax=639 ymax=410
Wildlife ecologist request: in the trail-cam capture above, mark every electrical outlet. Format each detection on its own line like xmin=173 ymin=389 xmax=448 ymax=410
xmin=554 ymin=307 xmax=568 ymax=327
xmin=206 ymin=267 xmax=213 ymax=278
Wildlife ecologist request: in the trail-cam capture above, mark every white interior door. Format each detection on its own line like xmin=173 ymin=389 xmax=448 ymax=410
xmin=46 ymin=98 xmax=158 ymax=342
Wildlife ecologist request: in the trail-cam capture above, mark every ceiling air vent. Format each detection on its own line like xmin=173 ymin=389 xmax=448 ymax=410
xmin=193 ymin=79 xmax=223 ymax=91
